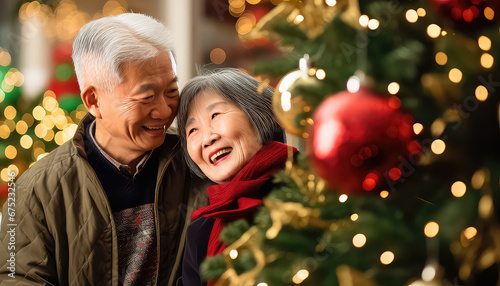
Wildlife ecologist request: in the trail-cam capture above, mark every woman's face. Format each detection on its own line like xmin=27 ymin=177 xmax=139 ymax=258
xmin=185 ymin=91 xmax=263 ymax=183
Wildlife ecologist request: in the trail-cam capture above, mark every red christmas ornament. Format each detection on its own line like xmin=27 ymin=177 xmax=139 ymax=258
xmin=429 ymin=0 xmax=500 ymax=33
xmin=307 ymin=89 xmax=418 ymax=195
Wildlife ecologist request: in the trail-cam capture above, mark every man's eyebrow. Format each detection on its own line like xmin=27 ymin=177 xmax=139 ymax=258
xmin=136 ymin=77 xmax=177 ymax=94
xmin=138 ymin=84 xmax=156 ymax=94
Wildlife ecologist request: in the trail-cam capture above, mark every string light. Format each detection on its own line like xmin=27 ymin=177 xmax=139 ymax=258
xmin=463 ymin=227 xmax=477 ymax=240
xmin=339 ymin=194 xmax=348 ymax=203
xmin=424 ymin=221 xmax=440 ymax=238
xmin=417 ymin=8 xmax=426 ymax=17
xmin=315 ymin=69 xmax=326 ymax=80
xmin=294 ymin=14 xmax=304 ymax=24
xmin=484 ymin=7 xmax=495 ymax=20
xmin=471 ymin=169 xmax=486 ymax=190
xmin=451 ymin=181 xmax=467 ymax=197
xmin=229 ymin=249 xmax=238 ymax=259
xmin=256 ymin=283 xmax=268 ymax=286
xmin=387 ymin=82 xmax=400 ymax=94
xmin=435 ymin=52 xmax=448 ymax=65
xmin=480 ymin=53 xmax=494 ymax=69
xmin=5 ymin=120 xmax=15 ymax=132
xmin=20 ymin=135 xmax=33 ymax=149
xmin=478 ymin=36 xmax=492 ymax=51
xmin=33 ymin=106 xmax=46 ymax=121
xmin=7 ymin=165 xmax=19 ymax=176
xmin=5 ymin=145 xmax=17 ymax=159
xmin=406 ymin=9 xmax=418 ymax=23
xmin=37 ymin=153 xmax=48 ymax=161
xmin=35 ymin=124 xmax=48 ymax=138
xmin=0 ymin=169 xmax=9 ymax=182
xmin=353 ymin=234 xmax=367 ymax=248
xmin=422 ymin=264 xmax=437 ymax=282
xmin=210 ymin=48 xmax=226 ymax=65
xmin=448 ymin=68 xmax=463 ymax=83
xmin=413 ymin=123 xmax=424 ymax=135
xmin=22 ymin=113 xmax=35 ymax=127
xmin=475 ymin=85 xmax=488 ymax=101
xmin=4 ymin=106 xmax=17 ymax=120
xmin=292 ymin=269 xmax=309 ymax=284
xmin=350 ymin=213 xmax=359 ymax=221
xmin=15 ymin=121 xmax=28 ymax=134
xmin=431 ymin=139 xmax=446 ymax=155
xmin=380 ymin=190 xmax=389 ymax=198
xmin=43 ymin=129 xmax=55 ymax=142
xmin=0 ymin=125 xmax=10 ymax=139
xmin=347 ymin=76 xmax=360 ymax=93
xmin=359 ymin=15 xmax=369 ymax=27
xmin=368 ymin=19 xmax=379 ymax=30
xmin=427 ymin=24 xmax=441 ymax=38
xmin=380 ymin=251 xmax=395 ymax=265
xmin=0 ymin=49 xmax=12 ymax=66
xmin=43 ymin=96 xmax=59 ymax=112
xmin=325 ymin=0 xmax=336 ymax=7
xmin=430 ymin=118 xmax=446 ymax=137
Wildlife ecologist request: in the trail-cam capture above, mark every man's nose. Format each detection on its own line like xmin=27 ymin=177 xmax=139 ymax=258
xmin=151 ymin=97 xmax=176 ymax=119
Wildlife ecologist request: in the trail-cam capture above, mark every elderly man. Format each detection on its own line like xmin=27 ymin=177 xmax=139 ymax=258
xmin=0 ymin=13 xmax=207 ymax=285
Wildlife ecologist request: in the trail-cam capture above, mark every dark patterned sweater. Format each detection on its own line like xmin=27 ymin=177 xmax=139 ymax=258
xmin=84 ymin=123 xmax=159 ymax=286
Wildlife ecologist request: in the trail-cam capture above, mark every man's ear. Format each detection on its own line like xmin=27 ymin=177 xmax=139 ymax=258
xmin=81 ymin=86 xmax=102 ymax=118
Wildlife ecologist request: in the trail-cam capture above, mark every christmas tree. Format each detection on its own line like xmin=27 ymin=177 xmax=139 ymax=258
xmin=0 ymin=1 xmax=89 ymax=205
xmin=202 ymin=0 xmax=500 ymax=285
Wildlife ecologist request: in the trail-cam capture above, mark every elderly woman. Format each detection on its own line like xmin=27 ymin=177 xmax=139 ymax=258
xmin=176 ymin=69 xmax=296 ymax=285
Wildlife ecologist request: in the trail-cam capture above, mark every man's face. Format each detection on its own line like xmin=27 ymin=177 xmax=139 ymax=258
xmin=95 ymin=52 xmax=178 ymax=162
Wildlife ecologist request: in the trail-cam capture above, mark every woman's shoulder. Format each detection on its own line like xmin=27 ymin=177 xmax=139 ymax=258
xmin=186 ymin=217 xmax=215 ymax=242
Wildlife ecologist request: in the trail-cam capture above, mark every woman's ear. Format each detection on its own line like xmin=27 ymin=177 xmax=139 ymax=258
xmin=81 ymin=86 xmax=101 ymax=118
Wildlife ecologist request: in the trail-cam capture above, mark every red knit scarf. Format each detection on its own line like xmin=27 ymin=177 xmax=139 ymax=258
xmin=191 ymin=141 xmax=296 ymax=258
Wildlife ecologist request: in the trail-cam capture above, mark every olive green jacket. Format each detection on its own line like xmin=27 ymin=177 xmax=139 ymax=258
xmin=0 ymin=114 xmax=208 ymax=285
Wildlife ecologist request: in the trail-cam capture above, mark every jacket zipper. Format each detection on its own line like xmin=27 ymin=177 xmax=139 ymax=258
xmin=154 ymin=150 xmax=176 ymax=285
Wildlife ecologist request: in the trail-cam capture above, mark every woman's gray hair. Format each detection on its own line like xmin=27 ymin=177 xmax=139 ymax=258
xmin=178 ymin=68 xmax=286 ymax=179
xmin=72 ymin=13 xmax=174 ymax=92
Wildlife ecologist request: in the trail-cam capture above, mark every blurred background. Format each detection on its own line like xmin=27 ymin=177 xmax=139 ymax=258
xmin=2 ymin=0 xmax=500 ymax=284
xmin=0 ymin=0 xmax=289 ymax=195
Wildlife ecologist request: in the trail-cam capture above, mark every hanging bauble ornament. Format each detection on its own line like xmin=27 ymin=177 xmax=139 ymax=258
xmin=429 ymin=0 xmax=500 ymax=33
xmin=273 ymin=55 xmax=321 ymax=137
xmin=307 ymin=88 xmax=418 ymax=195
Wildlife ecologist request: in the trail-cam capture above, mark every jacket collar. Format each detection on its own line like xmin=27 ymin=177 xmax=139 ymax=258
xmin=72 ymin=113 xmax=181 ymax=166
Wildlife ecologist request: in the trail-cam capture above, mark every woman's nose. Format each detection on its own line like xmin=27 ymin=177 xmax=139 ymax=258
xmin=202 ymin=131 xmax=220 ymax=148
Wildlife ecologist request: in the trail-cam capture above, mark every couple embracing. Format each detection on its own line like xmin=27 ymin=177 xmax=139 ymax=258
xmin=0 ymin=13 xmax=296 ymax=286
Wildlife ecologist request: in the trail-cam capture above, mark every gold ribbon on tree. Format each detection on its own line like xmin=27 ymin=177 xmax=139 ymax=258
xmin=248 ymin=0 xmax=362 ymax=40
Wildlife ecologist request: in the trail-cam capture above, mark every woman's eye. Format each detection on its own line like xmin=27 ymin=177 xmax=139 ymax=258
xmin=211 ymin=113 xmax=220 ymax=119
xmin=143 ymin=95 xmax=154 ymax=101
xmin=188 ymin=128 xmax=196 ymax=135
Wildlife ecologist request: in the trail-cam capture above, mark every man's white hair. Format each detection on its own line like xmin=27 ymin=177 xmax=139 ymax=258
xmin=72 ymin=13 xmax=174 ymax=92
